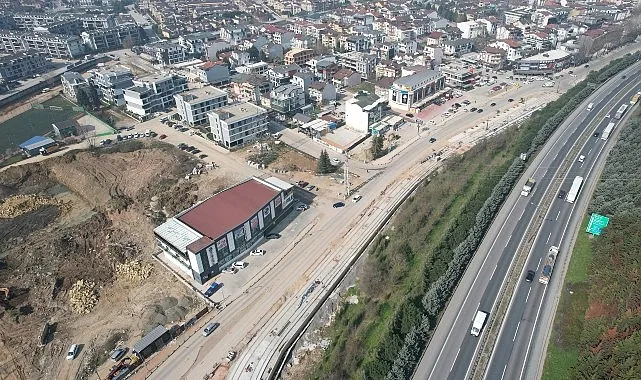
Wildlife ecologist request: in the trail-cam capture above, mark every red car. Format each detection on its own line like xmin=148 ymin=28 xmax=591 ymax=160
xmin=159 ymin=134 xmax=167 ymax=139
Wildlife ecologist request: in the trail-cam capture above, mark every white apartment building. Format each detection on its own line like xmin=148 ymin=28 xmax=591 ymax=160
xmin=337 ymin=51 xmax=377 ymax=80
xmin=82 ymin=24 xmax=143 ymax=52
xmin=236 ymin=61 xmax=269 ymax=75
xmin=270 ymin=84 xmax=306 ymax=114
xmin=123 ymin=73 xmax=187 ymax=119
xmin=345 ymin=92 xmax=386 ymax=133
xmin=208 ymin=102 xmax=268 ymax=148
xmin=61 ymin=71 xmax=90 ymax=102
xmin=89 ymin=65 xmax=134 ymax=106
xmin=457 ymin=21 xmax=487 ymax=39
xmin=0 ymin=32 xmax=85 ymax=58
xmin=141 ymin=42 xmax=187 ymax=66
xmin=174 ymin=87 xmax=228 ymax=126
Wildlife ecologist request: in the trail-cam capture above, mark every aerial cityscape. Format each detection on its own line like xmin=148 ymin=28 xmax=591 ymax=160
xmin=0 ymin=0 xmax=640 ymax=379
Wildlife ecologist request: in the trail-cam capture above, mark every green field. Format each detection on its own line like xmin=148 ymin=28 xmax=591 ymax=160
xmin=0 ymin=96 xmax=83 ymax=153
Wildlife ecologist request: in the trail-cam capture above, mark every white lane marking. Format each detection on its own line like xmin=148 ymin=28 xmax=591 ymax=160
xmin=450 ymin=348 xmax=461 ymax=373
xmin=519 ymin=208 xmax=526 ymax=220
xmin=500 ymin=364 xmax=508 ymax=380
xmin=513 ymin=321 xmax=521 ymax=341
xmin=588 ymin=148 xmax=592 ymax=154
xmin=545 ymin=232 xmax=551 ymax=244
xmin=505 ymin=236 xmax=511 ymax=248
xmin=536 ymin=257 xmax=542 ymax=270
xmin=525 ymin=287 xmax=532 ymax=303
xmin=491 ymin=264 xmax=497 ymax=279
xmin=556 ymin=210 xmax=561 ymax=220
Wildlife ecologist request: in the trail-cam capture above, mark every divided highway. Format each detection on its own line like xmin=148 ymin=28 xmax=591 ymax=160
xmin=414 ymin=60 xmax=641 ymax=380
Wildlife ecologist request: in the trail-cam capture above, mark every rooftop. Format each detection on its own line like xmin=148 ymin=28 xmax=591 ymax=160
xmin=209 ymin=101 xmax=266 ymax=124
xmin=177 ymin=177 xmax=280 ymax=241
xmin=522 ymin=49 xmax=570 ymax=62
xmin=176 ymin=86 xmax=226 ymax=103
xmin=393 ymin=69 xmax=442 ymax=88
xmin=19 ymin=135 xmax=55 ymax=150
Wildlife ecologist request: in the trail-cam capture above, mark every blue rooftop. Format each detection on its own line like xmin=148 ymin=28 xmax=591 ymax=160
xmin=19 ymin=136 xmax=55 ymax=150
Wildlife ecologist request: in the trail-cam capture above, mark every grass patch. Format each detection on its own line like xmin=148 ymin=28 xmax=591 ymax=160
xmin=564 ymin=215 xmax=594 ymax=284
xmin=0 ymin=153 xmax=25 ymax=168
xmin=543 ymin=343 xmax=579 ymax=380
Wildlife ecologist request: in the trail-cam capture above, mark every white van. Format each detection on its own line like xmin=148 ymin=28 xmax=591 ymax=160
xmin=66 ymin=344 xmax=79 ymax=360
xmin=578 ymin=155 xmax=585 ymax=163
xmin=587 ymin=103 xmax=594 ymax=111
xmin=202 ymin=322 xmax=220 ymax=336
xmin=352 ymin=194 xmax=362 ymax=202
xmin=471 ymin=311 xmax=488 ymax=336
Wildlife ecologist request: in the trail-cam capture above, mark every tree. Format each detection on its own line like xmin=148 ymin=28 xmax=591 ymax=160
xmin=76 ymin=89 xmax=90 ymax=109
xmin=316 ymin=150 xmax=334 ymax=174
xmin=370 ymin=135 xmax=386 ymax=159
xmin=247 ymin=46 xmax=260 ymax=62
xmin=86 ymin=85 xmax=101 ymax=109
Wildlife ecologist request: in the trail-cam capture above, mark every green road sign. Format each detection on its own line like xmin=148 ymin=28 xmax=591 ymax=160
xmin=586 ymin=213 xmax=610 ymax=235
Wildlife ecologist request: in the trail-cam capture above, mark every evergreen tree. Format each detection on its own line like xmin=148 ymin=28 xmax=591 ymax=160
xmin=370 ymin=135 xmax=386 ymax=159
xmin=76 ymin=89 xmax=90 ymax=109
xmin=316 ymin=150 xmax=333 ymax=174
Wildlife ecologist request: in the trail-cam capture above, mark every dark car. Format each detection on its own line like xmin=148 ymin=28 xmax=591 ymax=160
xmin=333 ymin=202 xmax=345 ymax=208
xmin=525 ymin=270 xmax=536 ymax=282
xmin=110 ymin=347 xmax=127 ymax=362
xmin=477 ymin=109 xmax=484 ymax=113
xmin=568 ymin=70 xmax=573 ymax=74
xmin=199 ymin=154 xmax=208 ymax=159
xmin=622 ymin=75 xmax=627 ymax=79
xmin=490 ymin=102 xmax=496 ymax=106
xmin=470 ymin=107 xmax=477 ymax=112
xmin=204 ymin=282 xmax=221 ymax=297
xmin=429 ymin=137 xmax=437 ymax=143
xmin=159 ymin=134 xmax=167 ymax=139
xmin=558 ymin=190 xmax=567 ymax=199
xmin=297 ymin=181 xmax=309 ymax=188
xmin=508 ymin=98 xmax=514 ymax=102
xmin=593 ymin=132 xmax=599 ymax=137
xmin=584 ymin=64 xmax=589 ymax=68
xmin=266 ymin=233 xmax=281 ymax=239
xmin=192 ymin=149 xmax=201 ymax=154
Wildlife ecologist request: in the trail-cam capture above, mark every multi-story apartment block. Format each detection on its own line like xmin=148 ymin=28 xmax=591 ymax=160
xmin=284 ymin=48 xmax=314 ymax=66
xmin=340 ymin=35 xmax=370 ymax=52
xmin=82 ymin=24 xmax=143 ymax=52
xmin=220 ymin=26 xmax=245 ymax=45
xmin=123 ymin=73 xmax=187 ymax=119
xmin=141 ymin=42 xmax=187 ymax=66
xmin=89 ymin=65 xmax=134 ymax=106
xmin=61 ymin=71 xmax=90 ymax=102
xmin=188 ymin=61 xmax=229 ymax=85
xmin=267 ymin=64 xmax=301 ymax=89
xmin=208 ymin=102 xmax=268 ymax=148
xmin=442 ymin=39 xmax=474 ymax=57
xmin=80 ymin=14 xmax=116 ymax=30
xmin=523 ymin=31 xmax=554 ymax=52
xmin=236 ymin=61 xmax=269 ymax=75
xmin=440 ymin=64 xmax=477 ymax=90
xmin=488 ymin=40 xmax=523 ymax=62
xmin=478 ymin=47 xmax=507 ymax=69
xmin=0 ymin=32 xmax=25 ymax=54
xmin=269 ymin=84 xmax=305 ymax=114
xmin=345 ymin=92 xmax=386 ymax=134
xmin=291 ymin=71 xmax=314 ymax=93
xmin=46 ymin=19 xmax=83 ymax=36
xmin=388 ymin=69 xmax=445 ymax=112
xmin=0 ymin=50 xmax=49 ymax=82
xmin=231 ymin=74 xmax=271 ymax=103
xmin=174 ymin=87 xmax=228 ymax=126
xmin=337 ymin=51 xmax=377 ymax=80
xmin=178 ymin=32 xmax=218 ymax=56
xmin=300 ymin=0 xmax=340 ymax=12
xmin=397 ymin=39 xmax=418 ymax=55
xmin=504 ymin=7 xmax=533 ymax=25
xmin=12 ymin=14 xmax=57 ymax=30
xmin=0 ymin=31 xmax=84 ymax=58
xmin=456 ymin=21 xmax=487 ymax=39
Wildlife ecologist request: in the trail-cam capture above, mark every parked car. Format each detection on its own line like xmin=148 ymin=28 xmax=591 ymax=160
xmin=470 ymin=107 xmax=477 ymax=112
xmin=525 ymin=270 xmax=536 ymax=282
xmin=250 ymin=249 xmax=266 ymax=256
xmin=222 ymin=267 xmax=238 ymax=274
xmin=490 ymin=102 xmax=496 ymax=106
xmin=204 ymin=282 xmax=221 ymax=297
xmin=110 ymin=347 xmax=127 ymax=362
xmin=508 ymin=98 xmax=514 ymax=102
xmin=192 ymin=149 xmax=201 ymax=154
xmin=429 ymin=137 xmax=437 ymax=143
xmin=199 ymin=154 xmax=208 ymax=159
xmin=266 ymin=233 xmax=281 ymax=239
xmin=233 ymin=261 xmax=248 ymax=269
xmin=333 ymin=202 xmax=345 ymax=208
xmin=159 ymin=134 xmax=167 ymax=139
xmin=297 ymin=181 xmax=309 ymax=188
xmin=66 ymin=344 xmax=79 ymax=360
xmin=226 ymin=351 xmax=237 ymax=362
xmin=477 ymin=109 xmax=484 ymax=113
xmin=202 ymin=322 xmax=220 ymax=337
xmin=296 ymin=204 xmax=309 ymax=211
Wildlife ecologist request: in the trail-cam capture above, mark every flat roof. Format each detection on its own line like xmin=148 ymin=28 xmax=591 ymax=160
xmin=394 ymin=69 xmax=442 ymax=88
xmin=176 ymin=86 xmax=226 ymax=103
xmin=19 ymin=136 xmax=55 ymax=150
xmin=132 ymin=325 xmax=167 ymax=354
xmin=154 ymin=218 xmax=203 ymax=254
xmin=522 ymin=49 xmax=570 ymax=62
xmin=177 ymin=177 xmax=280 ymax=241
xmin=209 ymin=102 xmax=266 ymax=125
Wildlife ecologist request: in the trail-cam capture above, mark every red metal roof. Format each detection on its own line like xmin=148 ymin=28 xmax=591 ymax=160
xmin=178 ymin=178 xmax=279 ymax=241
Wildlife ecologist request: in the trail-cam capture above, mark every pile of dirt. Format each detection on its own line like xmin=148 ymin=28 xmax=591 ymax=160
xmin=0 ymin=194 xmax=67 ymax=218
xmin=68 ymin=280 xmax=98 ymax=314
xmin=115 ymin=260 xmax=153 ymax=285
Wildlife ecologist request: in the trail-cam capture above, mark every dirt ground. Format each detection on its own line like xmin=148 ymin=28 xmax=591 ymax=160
xmin=0 ymin=140 xmax=229 ymax=380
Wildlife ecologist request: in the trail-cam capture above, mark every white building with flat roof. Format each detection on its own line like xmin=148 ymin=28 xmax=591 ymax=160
xmin=388 ymin=69 xmax=446 ymax=111
xmin=123 ymin=73 xmax=187 ymax=119
xmin=174 ymin=87 xmax=228 ymax=126
xmin=208 ymin=102 xmax=268 ymax=148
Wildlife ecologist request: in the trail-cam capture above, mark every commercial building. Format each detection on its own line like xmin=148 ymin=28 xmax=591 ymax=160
xmin=81 ymin=24 xmax=143 ymax=52
xmin=18 ymin=135 xmax=57 ymax=157
xmin=123 ymin=73 xmax=187 ymax=119
xmin=154 ymin=176 xmax=294 ymax=284
xmin=284 ymin=48 xmax=313 ymax=66
xmin=514 ymin=49 xmax=572 ymax=75
xmin=89 ymin=65 xmax=134 ymax=106
xmin=61 ymin=71 xmax=90 ymax=102
xmin=269 ymin=84 xmax=306 ymax=114
xmin=440 ymin=64 xmax=477 ymax=90
xmin=388 ymin=69 xmax=446 ymax=111
xmin=208 ymin=102 xmax=268 ymax=148
xmin=0 ymin=50 xmax=49 ymax=82
xmin=174 ymin=86 xmax=228 ymax=126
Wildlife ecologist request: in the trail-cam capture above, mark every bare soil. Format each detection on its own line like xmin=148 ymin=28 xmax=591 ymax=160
xmin=0 ymin=141 xmax=227 ymax=380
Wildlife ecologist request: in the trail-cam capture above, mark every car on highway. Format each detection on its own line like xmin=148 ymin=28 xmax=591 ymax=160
xmin=605 ymin=114 xmax=611 ymax=118
xmin=558 ymin=189 xmax=567 ymax=199
xmin=333 ymin=202 xmax=345 ymax=208
xmin=462 ymin=100 xmax=471 ymax=105
xmin=593 ymin=131 xmax=600 ymax=137
xmin=110 ymin=347 xmax=127 ymax=362
xmin=250 ymin=249 xmax=266 ymax=256
xmin=429 ymin=137 xmax=437 ymax=143
xmin=578 ymin=155 xmax=585 ymax=163
xmin=222 ymin=267 xmax=238 ymax=274
xmin=192 ymin=149 xmax=201 ymax=154
xmin=233 ymin=261 xmax=248 ymax=269
xmin=508 ymin=98 xmax=514 ymax=102
xmin=525 ymin=270 xmax=536 ymax=282
xmin=352 ymin=194 xmax=362 ymax=202
xmin=202 ymin=322 xmax=220 ymax=337
xmin=204 ymin=282 xmax=221 ymax=297
xmin=265 ymin=233 xmax=281 ymax=239
xmin=470 ymin=107 xmax=477 ymax=112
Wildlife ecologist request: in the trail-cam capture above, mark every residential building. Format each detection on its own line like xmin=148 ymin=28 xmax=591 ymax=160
xmin=283 ymin=48 xmax=314 ymax=66
xmin=345 ymin=91 xmax=386 ymax=134
xmin=337 ymin=51 xmax=377 ymax=80
xmin=308 ymin=81 xmax=336 ymax=104
xmin=208 ymin=102 xmax=268 ymax=148
xmin=178 ymin=32 xmax=218 ymax=56
xmin=174 ymin=87 xmax=228 ymax=126
xmin=61 ymin=71 xmax=90 ymax=102
xmin=0 ymin=32 xmax=85 ymax=58
xmin=442 ymin=39 xmax=474 ymax=57
xmin=188 ymin=61 xmax=230 ymax=85
xmin=488 ymin=40 xmax=523 ymax=62
xmin=504 ymin=7 xmax=532 ymax=25
xmin=341 ymin=35 xmax=370 ymax=52
xmin=0 ymin=50 xmax=49 ymax=82
xmin=153 ymin=176 xmax=294 ymax=283
xmin=89 ymin=65 xmax=134 ymax=106
xmin=388 ymin=69 xmax=446 ymax=112
xmin=440 ymin=64 xmax=477 ymax=90
xmin=478 ymin=47 xmax=506 ymax=69
xmin=141 ymin=42 xmax=188 ymax=66
xmin=270 ymin=84 xmax=306 ymax=114
xmin=332 ymin=68 xmax=361 ymax=89
xmin=123 ymin=74 xmax=188 ymax=119
xmin=523 ymin=31 xmax=554 ymax=52
xmin=220 ymin=26 xmax=245 ymax=45
xmin=231 ymin=73 xmax=270 ymax=103
xmin=291 ymin=71 xmax=314 ymax=93
xmin=235 ymin=61 xmax=269 ymax=75
xmin=267 ymin=64 xmax=301 ymax=89
xmin=81 ymin=24 xmax=143 ymax=52
xmin=457 ymin=21 xmax=486 ymax=39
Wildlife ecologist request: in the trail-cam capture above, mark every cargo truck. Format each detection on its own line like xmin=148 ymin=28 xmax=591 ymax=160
xmin=566 ymin=176 xmax=584 ymax=203
xmin=539 ymin=246 xmax=559 ymax=284
xmin=521 ymin=178 xmax=536 ymax=196
xmin=471 ymin=310 xmax=489 ymax=336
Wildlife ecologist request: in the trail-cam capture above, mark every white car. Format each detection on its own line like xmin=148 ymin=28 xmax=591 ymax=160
xmin=296 ymin=204 xmax=309 ymax=211
xmin=233 ymin=261 xmax=248 ymax=268
xmin=226 ymin=351 xmax=237 ymax=362
xmin=578 ymin=155 xmax=585 ymax=163
xmin=250 ymin=249 xmax=266 ymax=256
xmin=222 ymin=267 xmax=238 ymax=274
xmin=606 ymin=114 xmax=611 ymax=118
xmin=66 ymin=344 xmax=79 ymax=360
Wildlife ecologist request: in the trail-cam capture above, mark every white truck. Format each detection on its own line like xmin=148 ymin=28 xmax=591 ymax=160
xmin=471 ymin=310 xmax=489 ymax=336
xmin=144 ymin=129 xmax=151 ymax=137
xmin=539 ymin=246 xmax=559 ymax=285
xmin=521 ymin=178 xmax=536 ymax=196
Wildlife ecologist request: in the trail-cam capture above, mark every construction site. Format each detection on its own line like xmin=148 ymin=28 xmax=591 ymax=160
xmin=0 ymin=140 xmax=234 ymax=380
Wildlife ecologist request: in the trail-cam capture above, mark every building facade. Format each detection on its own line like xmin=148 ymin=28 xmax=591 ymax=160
xmin=123 ymin=74 xmax=188 ymax=119
xmin=345 ymin=92 xmax=387 ymax=133
xmin=0 ymin=49 xmax=49 ymax=81
xmin=388 ymin=69 xmax=446 ymax=111
xmin=61 ymin=71 xmax=90 ymax=102
xmin=208 ymin=102 xmax=268 ymax=148
xmin=89 ymin=65 xmax=134 ymax=106
xmin=283 ymin=48 xmax=313 ymax=66
xmin=174 ymin=86 xmax=228 ymax=126
xmin=337 ymin=51 xmax=377 ymax=80
xmin=81 ymin=24 xmax=143 ymax=52
xmin=269 ymin=84 xmax=306 ymax=114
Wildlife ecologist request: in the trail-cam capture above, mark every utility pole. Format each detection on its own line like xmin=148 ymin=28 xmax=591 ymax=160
xmin=344 ymin=154 xmax=350 ymax=198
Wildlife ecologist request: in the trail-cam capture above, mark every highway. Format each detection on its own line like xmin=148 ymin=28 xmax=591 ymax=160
xmin=414 ymin=60 xmax=641 ymax=380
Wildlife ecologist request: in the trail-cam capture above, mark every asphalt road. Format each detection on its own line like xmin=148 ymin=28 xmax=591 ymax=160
xmin=414 ymin=60 xmax=641 ymax=380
